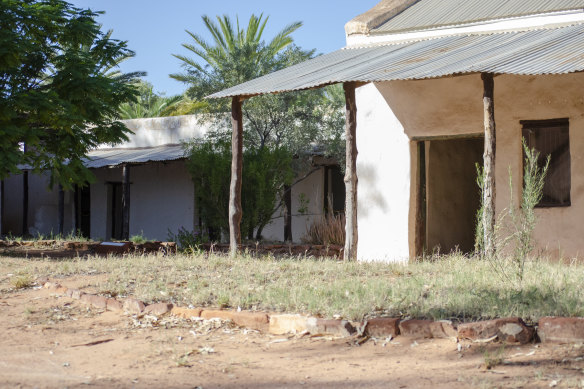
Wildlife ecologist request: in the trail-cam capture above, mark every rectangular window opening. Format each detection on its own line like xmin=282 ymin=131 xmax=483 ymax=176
xmin=520 ymin=118 xmax=570 ymax=208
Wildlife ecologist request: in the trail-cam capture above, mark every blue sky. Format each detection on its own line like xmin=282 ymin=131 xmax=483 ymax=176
xmin=69 ymin=0 xmax=379 ymax=96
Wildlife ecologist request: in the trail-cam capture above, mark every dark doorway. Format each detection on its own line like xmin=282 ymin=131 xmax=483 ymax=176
xmin=426 ymin=137 xmax=483 ymax=254
xmin=75 ymin=185 xmax=91 ymax=237
xmin=109 ymin=183 xmax=123 ymax=240
xmin=323 ymin=165 xmax=346 ymax=214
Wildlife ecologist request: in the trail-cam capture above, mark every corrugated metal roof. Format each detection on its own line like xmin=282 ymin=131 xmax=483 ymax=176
xmin=84 ymin=144 xmax=187 ymax=169
xmin=209 ymin=23 xmax=584 ymax=99
xmin=372 ymin=0 xmax=584 ymax=33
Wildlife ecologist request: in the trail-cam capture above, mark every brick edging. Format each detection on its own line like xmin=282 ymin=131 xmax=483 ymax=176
xmin=41 ymin=281 xmax=584 ymax=344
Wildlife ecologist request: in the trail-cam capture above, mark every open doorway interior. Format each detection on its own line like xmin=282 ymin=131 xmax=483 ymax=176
xmin=425 ymin=137 xmax=483 ymax=254
xmin=106 ymin=182 xmax=123 ymax=240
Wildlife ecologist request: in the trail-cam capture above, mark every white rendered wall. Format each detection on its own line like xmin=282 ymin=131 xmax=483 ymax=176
xmin=261 ymin=167 xmax=325 ymax=243
xmin=355 ymin=83 xmax=411 ymax=262
xmin=113 ymin=115 xmax=209 ymax=149
xmin=2 ymin=173 xmax=74 ymax=237
xmin=90 ymin=160 xmax=195 ymax=241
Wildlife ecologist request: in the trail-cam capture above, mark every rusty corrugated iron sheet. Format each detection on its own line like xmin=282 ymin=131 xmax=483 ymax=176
xmin=208 ymin=23 xmax=584 ymax=99
xmin=372 ymin=0 xmax=584 ymax=34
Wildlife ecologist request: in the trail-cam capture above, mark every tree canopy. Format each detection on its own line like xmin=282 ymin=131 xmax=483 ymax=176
xmin=0 ymin=0 xmax=141 ymax=188
xmin=173 ymin=14 xmax=345 ymax=241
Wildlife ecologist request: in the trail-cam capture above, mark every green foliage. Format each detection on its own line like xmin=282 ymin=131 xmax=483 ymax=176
xmin=0 ymin=0 xmax=141 ymax=188
xmin=118 ymin=81 xmax=182 ymax=119
xmin=474 ymin=163 xmax=485 ymax=255
xmin=167 ymin=227 xmax=208 ymax=252
xmin=186 ymin=139 xmax=294 ymax=240
xmin=505 ymin=140 xmax=549 ymax=280
xmin=476 ymin=139 xmax=549 ymax=282
xmin=171 ymin=14 xmax=345 ymax=160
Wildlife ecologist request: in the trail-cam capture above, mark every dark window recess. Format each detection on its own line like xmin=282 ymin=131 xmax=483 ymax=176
xmin=521 ymin=118 xmax=570 ymax=207
xmin=323 ymin=165 xmax=346 ymax=214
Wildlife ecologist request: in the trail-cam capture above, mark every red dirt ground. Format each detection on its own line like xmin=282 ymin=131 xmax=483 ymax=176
xmin=1 ymin=274 xmax=584 ymax=388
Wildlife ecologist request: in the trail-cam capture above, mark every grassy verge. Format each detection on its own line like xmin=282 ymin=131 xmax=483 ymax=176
xmin=3 ymin=252 xmax=584 ymax=322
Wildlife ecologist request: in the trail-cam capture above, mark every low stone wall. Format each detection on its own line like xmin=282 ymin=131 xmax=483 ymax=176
xmin=41 ymin=280 xmax=584 ymax=345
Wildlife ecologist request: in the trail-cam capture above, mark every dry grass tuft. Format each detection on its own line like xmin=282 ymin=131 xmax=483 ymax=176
xmin=4 ymin=252 xmax=584 ymax=322
xmin=304 ymin=213 xmax=345 ymax=246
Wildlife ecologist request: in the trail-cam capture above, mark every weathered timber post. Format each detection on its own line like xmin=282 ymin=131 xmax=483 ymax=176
xmin=0 ymin=180 xmax=4 ymax=236
xmin=229 ymin=96 xmax=244 ymax=257
xmin=58 ymin=185 xmax=64 ymax=235
xmin=22 ymin=170 xmax=28 ymax=236
xmin=121 ymin=164 xmax=130 ymax=241
xmin=482 ymin=73 xmax=496 ymax=258
xmin=283 ymin=184 xmax=292 ymax=242
xmin=415 ymin=141 xmax=427 ymax=258
xmin=343 ymin=82 xmax=358 ymax=260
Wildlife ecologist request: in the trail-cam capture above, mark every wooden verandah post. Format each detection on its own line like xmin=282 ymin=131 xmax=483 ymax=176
xmin=229 ymin=96 xmax=244 ymax=257
xmin=121 ymin=164 xmax=130 ymax=241
xmin=481 ymin=73 xmax=496 ymax=258
xmin=58 ymin=185 xmax=64 ymax=235
xmin=343 ymin=82 xmax=358 ymax=260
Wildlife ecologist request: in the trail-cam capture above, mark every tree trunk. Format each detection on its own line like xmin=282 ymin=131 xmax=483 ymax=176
xmin=229 ymin=97 xmax=244 ymax=257
xmin=58 ymin=185 xmax=64 ymax=236
xmin=283 ymin=184 xmax=292 ymax=242
xmin=121 ymin=164 xmax=130 ymax=241
xmin=482 ymin=73 xmax=496 ymax=258
xmin=0 ymin=180 xmax=3 ymax=236
xmin=343 ymin=82 xmax=358 ymax=260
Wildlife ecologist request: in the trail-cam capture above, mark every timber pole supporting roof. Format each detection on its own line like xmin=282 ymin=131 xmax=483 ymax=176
xmin=208 ymin=23 xmax=584 ymax=100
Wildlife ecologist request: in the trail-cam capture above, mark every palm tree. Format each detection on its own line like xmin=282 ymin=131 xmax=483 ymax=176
xmin=170 ymin=14 xmax=302 ymax=98
xmin=118 ymin=81 xmax=182 ymax=119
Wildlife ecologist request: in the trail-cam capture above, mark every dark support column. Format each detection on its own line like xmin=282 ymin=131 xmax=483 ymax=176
xmin=73 ymin=184 xmax=79 ymax=234
xmin=481 ymin=73 xmax=496 ymax=258
xmin=415 ymin=141 xmax=427 ymax=258
xmin=283 ymin=185 xmax=292 ymax=242
xmin=0 ymin=180 xmax=4 ymax=236
xmin=343 ymin=82 xmax=358 ymax=260
xmin=323 ymin=166 xmax=330 ymax=215
xmin=229 ymin=96 xmax=243 ymax=257
xmin=121 ymin=164 xmax=130 ymax=240
xmin=58 ymin=185 xmax=64 ymax=235
xmin=22 ymin=171 xmax=28 ymax=236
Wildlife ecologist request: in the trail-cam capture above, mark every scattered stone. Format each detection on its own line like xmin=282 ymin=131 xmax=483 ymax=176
xmin=200 ymin=309 xmax=235 ymax=321
xmin=538 ymin=317 xmax=584 ymax=343
xmin=306 ymin=318 xmax=356 ymax=337
xmin=171 ymin=307 xmax=202 ymax=319
xmin=106 ymin=298 xmax=124 ymax=312
xmin=123 ymin=298 xmax=146 ymax=315
xmin=231 ymin=311 xmax=269 ymax=332
xmin=363 ymin=318 xmax=401 ymax=338
xmin=80 ymin=294 xmax=107 ymax=309
xmin=70 ymin=289 xmax=84 ymax=300
xmin=399 ymin=319 xmax=457 ymax=339
xmin=269 ymin=314 xmax=309 ymax=335
xmin=458 ymin=317 xmax=534 ymax=344
xmin=144 ymin=303 xmax=174 ymax=316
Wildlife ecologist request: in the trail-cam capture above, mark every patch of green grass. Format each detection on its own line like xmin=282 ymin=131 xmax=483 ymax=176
xmin=11 ymin=274 xmax=33 ymax=289
xmin=4 ymin=252 xmax=584 ymax=322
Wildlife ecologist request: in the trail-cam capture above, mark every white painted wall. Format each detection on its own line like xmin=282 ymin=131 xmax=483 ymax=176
xmin=113 ymin=115 xmax=209 ymax=149
xmin=90 ymin=160 xmax=195 ymax=241
xmin=2 ymin=173 xmax=74 ymax=237
xmin=355 ymin=83 xmax=411 ymax=262
xmin=261 ymin=167 xmax=325 ymax=243
xmin=346 ymin=10 xmax=584 ymax=47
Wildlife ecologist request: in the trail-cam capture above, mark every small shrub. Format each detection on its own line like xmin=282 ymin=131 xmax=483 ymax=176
xmin=304 ymin=213 xmax=345 ymax=246
xmin=130 ymin=232 xmax=149 ymax=244
xmin=12 ymin=274 xmax=33 ymax=289
xmin=167 ymin=227 xmax=207 ymax=251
